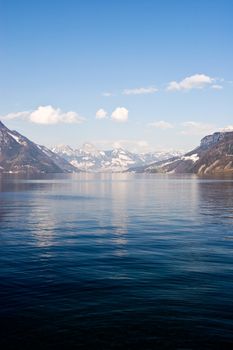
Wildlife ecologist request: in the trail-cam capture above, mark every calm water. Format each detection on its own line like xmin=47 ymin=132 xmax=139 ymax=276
xmin=0 ymin=173 xmax=233 ymax=349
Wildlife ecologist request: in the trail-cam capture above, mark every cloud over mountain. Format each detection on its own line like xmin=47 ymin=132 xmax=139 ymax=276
xmin=1 ymin=106 xmax=85 ymax=125
xmin=181 ymin=121 xmax=215 ymax=135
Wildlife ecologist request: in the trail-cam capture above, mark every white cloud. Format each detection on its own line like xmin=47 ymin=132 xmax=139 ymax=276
xmin=94 ymin=139 xmax=150 ymax=152
xmin=220 ymin=125 xmax=233 ymax=132
xmin=148 ymin=120 xmax=174 ymax=129
xmin=29 ymin=106 xmax=85 ymax=124
xmin=211 ymin=84 xmax=223 ymax=90
xmin=102 ymin=92 xmax=114 ymax=97
xmin=167 ymin=74 xmax=214 ymax=91
xmin=123 ymin=86 xmax=158 ymax=95
xmin=1 ymin=105 xmax=85 ymax=125
xmin=111 ymin=107 xmax=128 ymax=123
xmin=112 ymin=139 xmax=149 ymax=152
xmin=181 ymin=121 xmax=215 ymax=135
xmin=1 ymin=110 xmax=30 ymax=120
xmin=96 ymin=108 xmax=108 ymax=119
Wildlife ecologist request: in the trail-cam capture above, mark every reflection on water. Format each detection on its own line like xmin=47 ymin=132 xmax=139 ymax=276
xmin=0 ymin=173 xmax=233 ymax=349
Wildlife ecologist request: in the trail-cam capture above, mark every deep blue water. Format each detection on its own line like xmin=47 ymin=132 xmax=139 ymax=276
xmin=0 ymin=173 xmax=233 ymax=349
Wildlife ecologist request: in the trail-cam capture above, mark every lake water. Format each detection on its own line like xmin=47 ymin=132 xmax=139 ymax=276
xmin=0 ymin=173 xmax=233 ymax=349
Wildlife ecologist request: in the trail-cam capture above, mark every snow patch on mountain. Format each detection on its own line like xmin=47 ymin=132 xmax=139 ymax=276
xmin=51 ymin=144 xmax=183 ymax=172
xmin=181 ymin=153 xmax=199 ymax=162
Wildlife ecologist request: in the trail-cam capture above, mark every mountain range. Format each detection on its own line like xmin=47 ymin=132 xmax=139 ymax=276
xmin=1 ymin=119 xmax=233 ymax=175
xmin=51 ymin=144 xmax=183 ymax=172
xmin=129 ymin=131 xmax=233 ymax=175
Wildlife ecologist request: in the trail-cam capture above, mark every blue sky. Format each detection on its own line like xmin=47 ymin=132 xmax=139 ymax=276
xmin=0 ymin=0 xmax=232 ymax=151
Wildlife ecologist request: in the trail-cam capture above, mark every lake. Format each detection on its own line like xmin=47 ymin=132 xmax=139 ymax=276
xmin=0 ymin=173 xmax=233 ymax=349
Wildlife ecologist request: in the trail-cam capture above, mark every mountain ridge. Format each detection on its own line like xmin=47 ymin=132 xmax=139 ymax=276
xmin=51 ymin=144 xmax=183 ymax=172
xmin=2 ymin=120 xmax=233 ymax=175
xmin=128 ymin=131 xmax=233 ymax=175
xmin=0 ymin=121 xmax=78 ymax=174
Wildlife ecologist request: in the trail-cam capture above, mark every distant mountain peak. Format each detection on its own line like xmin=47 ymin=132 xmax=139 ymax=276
xmin=52 ymin=143 xmax=183 ymax=173
xmin=81 ymin=143 xmax=98 ymax=154
xmin=200 ymin=131 xmax=226 ymax=149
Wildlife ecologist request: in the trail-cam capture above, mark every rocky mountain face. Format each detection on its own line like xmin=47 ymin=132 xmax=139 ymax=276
xmin=132 ymin=131 xmax=233 ymax=175
xmin=0 ymin=121 xmax=78 ymax=174
xmin=52 ymin=143 xmax=183 ymax=172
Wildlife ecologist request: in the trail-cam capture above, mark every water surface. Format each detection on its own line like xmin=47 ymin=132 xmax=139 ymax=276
xmin=0 ymin=173 xmax=233 ymax=349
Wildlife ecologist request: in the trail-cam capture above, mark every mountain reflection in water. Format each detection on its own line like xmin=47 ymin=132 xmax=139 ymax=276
xmin=0 ymin=173 xmax=233 ymax=349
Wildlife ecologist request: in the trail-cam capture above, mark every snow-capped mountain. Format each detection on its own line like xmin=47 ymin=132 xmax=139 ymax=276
xmin=129 ymin=131 xmax=233 ymax=175
xmin=51 ymin=143 xmax=183 ymax=172
xmin=0 ymin=121 xmax=78 ymax=174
